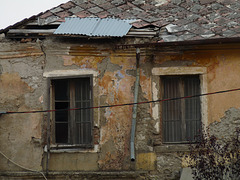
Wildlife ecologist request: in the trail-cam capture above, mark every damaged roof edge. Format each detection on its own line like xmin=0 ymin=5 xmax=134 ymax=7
xmin=115 ymin=37 xmax=240 ymax=49
xmin=0 ymin=14 xmax=41 ymax=34
xmin=0 ymin=1 xmax=70 ymax=34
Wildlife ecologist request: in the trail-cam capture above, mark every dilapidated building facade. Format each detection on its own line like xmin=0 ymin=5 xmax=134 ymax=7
xmin=1 ymin=0 xmax=240 ymax=179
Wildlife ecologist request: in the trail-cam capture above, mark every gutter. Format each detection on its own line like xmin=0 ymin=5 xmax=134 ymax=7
xmin=130 ymin=48 xmax=140 ymax=161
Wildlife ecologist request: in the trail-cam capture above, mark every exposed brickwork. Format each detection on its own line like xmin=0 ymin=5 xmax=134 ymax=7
xmin=93 ymin=126 xmax=100 ymax=145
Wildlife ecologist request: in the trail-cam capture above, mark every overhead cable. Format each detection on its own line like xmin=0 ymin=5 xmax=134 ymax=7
xmin=1 ymin=87 xmax=240 ymax=115
xmin=0 ymin=150 xmax=47 ymax=180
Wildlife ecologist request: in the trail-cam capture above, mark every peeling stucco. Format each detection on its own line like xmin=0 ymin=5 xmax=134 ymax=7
xmin=1 ymin=37 xmax=240 ymax=179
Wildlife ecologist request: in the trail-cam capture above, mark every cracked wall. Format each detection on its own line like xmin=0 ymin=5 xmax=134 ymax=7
xmin=149 ymin=46 xmax=240 ymax=179
xmin=0 ymin=42 xmax=44 ymax=171
xmin=1 ymin=37 xmax=240 ymax=179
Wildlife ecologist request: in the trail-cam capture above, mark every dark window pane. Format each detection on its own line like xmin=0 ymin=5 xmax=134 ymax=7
xmin=75 ymin=122 xmax=92 ymax=144
xmin=184 ymin=76 xmax=201 ymax=141
xmin=74 ymin=77 xmax=92 ymax=145
xmin=75 ymin=102 xmax=91 ymax=123
xmin=162 ymin=75 xmax=201 ymax=143
xmin=56 ymin=123 xmax=68 ymax=143
xmin=75 ymin=78 xmax=90 ymax=101
xmin=55 ymin=102 xmax=69 ymax=122
xmin=53 ymin=77 xmax=92 ymax=146
xmin=54 ymin=79 xmax=69 ymax=101
xmin=162 ymin=76 xmax=182 ymax=142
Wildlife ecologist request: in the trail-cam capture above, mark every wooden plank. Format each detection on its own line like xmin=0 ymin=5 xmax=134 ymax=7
xmin=179 ymin=79 xmax=186 ymax=142
xmin=129 ymin=29 xmax=157 ymax=32
xmin=127 ymin=31 xmax=156 ymax=35
xmin=51 ymin=81 xmax=56 ymax=144
xmin=26 ymin=22 xmax=61 ymax=26
xmin=70 ymin=80 xmax=75 ymax=144
xmin=8 ymin=29 xmax=56 ymax=34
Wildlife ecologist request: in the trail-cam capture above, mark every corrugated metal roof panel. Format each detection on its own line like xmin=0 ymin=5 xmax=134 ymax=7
xmin=54 ymin=17 xmax=132 ymax=37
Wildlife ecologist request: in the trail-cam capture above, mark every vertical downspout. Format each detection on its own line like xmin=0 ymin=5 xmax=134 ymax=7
xmin=46 ymin=78 xmax=51 ymax=175
xmin=130 ymin=48 xmax=140 ymax=161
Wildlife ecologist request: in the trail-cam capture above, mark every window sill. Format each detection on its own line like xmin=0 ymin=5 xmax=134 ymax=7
xmin=154 ymin=144 xmax=191 ymax=153
xmin=44 ymin=144 xmax=99 ymax=153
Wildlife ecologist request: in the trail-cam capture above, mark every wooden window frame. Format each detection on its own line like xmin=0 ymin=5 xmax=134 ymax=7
xmin=49 ymin=75 xmax=94 ymax=148
xmin=151 ymin=67 xmax=208 ymax=144
xmin=161 ymin=75 xmax=201 ymax=143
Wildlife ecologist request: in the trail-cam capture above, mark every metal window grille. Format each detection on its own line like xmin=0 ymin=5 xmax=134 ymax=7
xmin=162 ymin=75 xmax=201 ymax=143
xmin=53 ymin=77 xmax=92 ymax=146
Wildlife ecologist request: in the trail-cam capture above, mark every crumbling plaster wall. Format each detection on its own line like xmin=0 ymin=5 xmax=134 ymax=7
xmin=0 ymin=41 xmax=45 ymax=171
xmin=152 ymin=47 xmax=240 ymax=124
xmin=1 ymin=36 xmax=240 ymax=180
xmin=150 ymin=46 xmax=240 ymax=179
xmin=42 ymin=37 xmax=140 ymax=171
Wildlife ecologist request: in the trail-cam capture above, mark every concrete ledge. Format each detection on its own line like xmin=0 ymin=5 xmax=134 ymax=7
xmin=0 ymin=171 xmax=148 ymax=179
xmin=155 ymin=144 xmax=190 ymax=153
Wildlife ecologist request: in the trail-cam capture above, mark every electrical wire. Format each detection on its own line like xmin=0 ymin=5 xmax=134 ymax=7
xmin=0 ymin=150 xmax=47 ymax=180
xmin=0 ymin=88 xmax=239 ymax=179
xmin=1 ymin=87 xmax=240 ymax=115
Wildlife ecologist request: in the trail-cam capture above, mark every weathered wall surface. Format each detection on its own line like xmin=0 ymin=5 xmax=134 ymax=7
xmin=209 ymin=107 xmax=240 ymax=141
xmin=0 ymin=42 xmax=44 ymax=171
xmin=1 ymin=37 xmax=240 ymax=179
xmin=149 ymin=46 xmax=240 ymax=179
xmin=152 ymin=47 xmax=240 ymax=124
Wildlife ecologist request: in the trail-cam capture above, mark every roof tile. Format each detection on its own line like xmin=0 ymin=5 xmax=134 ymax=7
xmin=107 ymin=7 xmax=123 ymax=15
xmin=218 ymin=0 xmax=236 ymax=5
xmin=222 ymin=29 xmax=237 ymax=37
xmin=9 ymin=0 xmax=240 ymax=42
xmin=152 ymin=20 xmax=169 ymax=27
xmin=211 ymin=3 xmax=224 ymax=10
xmin=75 ymin=10 xmax=91 ymax=18
xmin=55 ymin=11 xmax=72 ymax=18
xmin=190 ymin=4 xmax=204 ymax=13
xmin=50 ymin=7 xmax=64 ymax=14
xmin=71 ymin=0 xmax=88 ymax=5
xmin=172 ymin=0 xmax=182 ymax=5
xmin=39 ymin=15 xmax=60 ymax=25
xmin=142 ymin=16 xmax=159 ymax=23
xmin=140 ymin=3 xmax=155 ymax=11
xmin=231 ymin=26 xmax=240 ymax=33
xmin=131 ymin=7 xmax=144 ymax=16
xmin=88 ymin=7 xmax=104 ymax=14
xmin=69 ymin=6 xmax=84 ymax=14
xmin=40 ymin=11 xmax=53 ymax=19
xmin=97 ymin=11 xmax=110 ymax=18
xmin=60 ymin=1 xmax=75 ymax=9
xmin=179 ymin=32 xmax=196 ymax=40
xmin=78 ymin=2 xmax=95 ymax=9
xmin=91 ymin=0 xmax=108 ymax=5
xmin=110 ymin=0 xmax=126 ymax=6
xmin=174 ymin=19 xmax=190 ymax=26
xmin=117 ymin=12 xmax=137 ymax=19
xmin=199 ymin=0 xmax=216 ymax=5
xmin=132 ymin=21 xmax=151 ymax=28
xmin=98 ymin=2 xmax=115 ymax=10
xmin=132 ymin=0 xmax=146 ymax=6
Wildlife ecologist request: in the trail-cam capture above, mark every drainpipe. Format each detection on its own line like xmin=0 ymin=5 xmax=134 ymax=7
xmin=130 ymin=48 xmax=140 ymax=161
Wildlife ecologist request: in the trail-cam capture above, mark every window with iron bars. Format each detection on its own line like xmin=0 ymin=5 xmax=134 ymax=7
xmin=162 ymin=75 xmax=201 ymax=143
